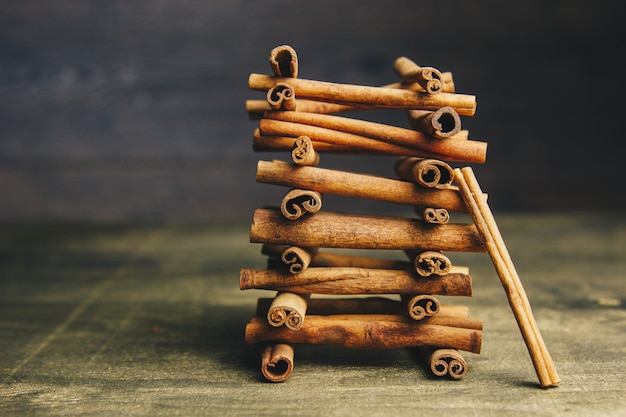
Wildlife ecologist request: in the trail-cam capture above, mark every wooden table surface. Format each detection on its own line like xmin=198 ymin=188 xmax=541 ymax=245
xmin=1 ymin=214 xmax=625 ymax=416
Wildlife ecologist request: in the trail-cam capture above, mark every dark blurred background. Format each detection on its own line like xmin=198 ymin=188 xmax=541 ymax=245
xmin=1 ymin=0 xmax=624 ymax=222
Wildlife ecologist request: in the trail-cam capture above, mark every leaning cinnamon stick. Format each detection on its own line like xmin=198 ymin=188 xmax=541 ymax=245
xmin=246 ymin=72 xmax=456 ymax=118
xmin=262 ymin=111 xmax=486 ymax=163
xmin=248 ymin=74 xmax=476 ymax=115
xmin=454 ymin=167 xmax=560 ymax=388
xmin=250 ymin=208 xmax=486 ymax=252
xmin=245 ymin=315 xmax=482 ymax=353
xmin=256 ymin=160 xmax=472 ymax=213
xmin=260 ymin=343 xmax=294 ymax=382
xmin=240 ymin=267 xmax=472 ymax=296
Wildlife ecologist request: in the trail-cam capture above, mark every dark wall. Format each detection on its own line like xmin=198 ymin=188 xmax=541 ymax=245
xmin=1 ymin=1 xmax=624 ymax=221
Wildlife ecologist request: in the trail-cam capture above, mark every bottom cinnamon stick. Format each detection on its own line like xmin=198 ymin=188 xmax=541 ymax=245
xmin=260 ymin=343 xmax=294 ymax=382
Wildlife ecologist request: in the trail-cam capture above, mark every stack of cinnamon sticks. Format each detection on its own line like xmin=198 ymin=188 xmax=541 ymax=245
xmin=240 ymin=45 xmax=559 ymax=387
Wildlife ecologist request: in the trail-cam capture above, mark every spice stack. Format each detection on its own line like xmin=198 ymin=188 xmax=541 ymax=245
xmin=240 ymin=45 xmax=559 ymax=387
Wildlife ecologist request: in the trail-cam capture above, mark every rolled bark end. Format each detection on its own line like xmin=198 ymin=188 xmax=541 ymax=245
xmin=280 ymin=189 xmax=323 ymax=220
xmin=269 ymin=45 xmax=298 ymax=78
xmin=291 ymin=135 xmax=320 ymax=166
xmin=261 ymin=343 xmax=295 ymax=382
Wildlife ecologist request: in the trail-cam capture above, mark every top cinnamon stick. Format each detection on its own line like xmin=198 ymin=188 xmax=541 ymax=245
xmin=248 ymin=74 xmax=477 ymax=116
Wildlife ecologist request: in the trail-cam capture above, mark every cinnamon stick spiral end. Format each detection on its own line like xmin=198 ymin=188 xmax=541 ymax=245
xmin=280 ymin=189 xmax=322 ymax=220
xmin=280 ymin=246 xmax=314 ymax=274
xmin=428 ymin=349 xmax=467 ymax=379
xmin=407 ymin=294 xmax=441 ymax=321
xmin=414 ymin=251 xmax=452 ymax=277
xmin=267 ymin=292 xmax=309 ymax=330
xmin=267 ymin=83 xmax=296 ymax=111
xmin=261 ymin=343 xmax=295 ymax=383
xmin=421 ymin=207 xmax=450 ymax=224
xmin=408 ymin=107 xmax=461 ymax=139
xmin=269 ymin=45 xmax=298 ymax=78
xmin=395 ymin=157 xmax=454 ymax=189
xmin=291 ymin=135 xmax=320 ymax=166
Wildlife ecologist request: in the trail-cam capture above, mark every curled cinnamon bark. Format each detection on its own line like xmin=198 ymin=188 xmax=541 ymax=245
xmin=261 ymin=343 xmax=295 ymax=382
xmin=261 ymin=111 xmax=487 ymax=163
xmin=421 ymin=348 xmax=468 ymax=379
xmin=291 ymin=135 xmax=319 ymax=166
xmin=269 ymin=45 xmax=298 ymax=78
xmin=248 ymin=74 xmax=477 ymax=116
xmin=413 ymin=250 xmax=453 ymax=277
xmin=240 ymin=267 xmax=473 ymax=296
xmin=395 ymin=157 xmax=455 ymax=189
xmin=393 ymin=57 xmax=444 ymax=94
xmin=281 ymin=246 xmax=316 ymax=273
xmin=266 ymin=83 xmax=296 ymax=111
xmin=280 ymin=189 xmax=322 ymax=220
xmin=408 ymin=107 xmax=462 ymax=139
xmin=246 ymin=315 xmax=482 ymax=353
xmin=422 ymin=208 xmax=450 ymax=224
xmin=250 ymin=208 xmax=486 ymax=252
xmin=267 ymin=292 xmax=309 ymax=330
xmin=405 ymin=294 xmax=441 ymax=321
xmin=455 ymin=167 xmax=560 ymax=387
xmin=257 ymin=297 xmax=473 ymax=321
xmin=256 ymin=160 xmax=472 ymax=213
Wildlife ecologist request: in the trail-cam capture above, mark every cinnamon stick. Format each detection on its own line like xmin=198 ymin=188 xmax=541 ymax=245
xmin=267 ymin=292 xmax=309 ymax=330
xmin=256 ymin=160 xmax=472 ymax=213
xmin=269 ymin=45 xmax=298 ymax=78
xmin=421 ymin=208 xmax=450 ymax=224
xmin=403 ymin=294 xmax=441 ymax=321
xmin=257 ymin=297 xmax=472 ymax=320
xmin=248 ymin=73 xmax=477 ymax=115
xmin=245 ymin=315 xmax=482 ymax=353
xmin=419 ymin=348 xmax=468 ymax=379
xmin=291 ymin=135 xmax=319 ymax=166
xmin=454 ymin=167 xmax=560 ymax=387
xmin=250 ymin=208 xmax=486 ymax=252
xmin=253 ymin=130 xmax=358 ymax=153
xmin=246 ymin=71 xmax=456 ymax=118
xmin=263 ymin=245 xmax=468 ymax=277
xmin=239 ymin=267 xmax=473 ymax=296
xmin=266 ymin=83 xmax=296 ymax=111
xmin=262 ymin=111 xmax=487 ymax=163
xmin=412 ymin=250 xmax=452 ymax=277
xmin=393 ymin=57 xmax=444 ymax=94
xmin=280 ymin=189 xmax=322 ymax=220
xmin=408 ymin=107 xmax=461 ymax=139
xmin=395 ymin=157 xmax=455 ymax=189
xmin=260 ymin=343 xmax=294 ymax=382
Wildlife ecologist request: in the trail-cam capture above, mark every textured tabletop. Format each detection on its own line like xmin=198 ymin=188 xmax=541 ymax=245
xmin=1 ymin=214 xmax=625 ymax=416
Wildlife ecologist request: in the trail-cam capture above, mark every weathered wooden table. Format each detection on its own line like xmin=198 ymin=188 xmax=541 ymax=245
xmin=1 ymin=214 xmax=624 ymax=416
